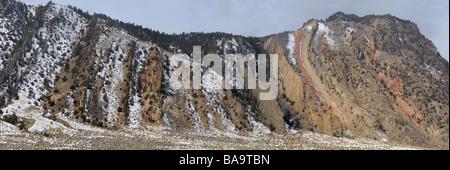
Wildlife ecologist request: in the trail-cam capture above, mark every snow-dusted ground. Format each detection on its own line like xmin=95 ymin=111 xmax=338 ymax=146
xmin=126 ymin=41 xmax=154 ymax=128
xmin=18 ymin=4 xmax=88 ymax=105
xmin=286 ymin=33 xmax=298 ymax=67
xmin=247 ymin=113 xmax=271 ymax=135
xmin=316 ymin=22 xmax=337 ymax=49
xmin=0 ymin=4 xmax=30 ymax=72
xmin=0 ymin=112 xmax=423 ymax=149
xmin=422 ymin=63 xmax=445 ymax=82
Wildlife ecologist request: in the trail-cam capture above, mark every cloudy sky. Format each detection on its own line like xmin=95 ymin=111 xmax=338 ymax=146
xmin=21 ymin=0 xmax=449 ymax=61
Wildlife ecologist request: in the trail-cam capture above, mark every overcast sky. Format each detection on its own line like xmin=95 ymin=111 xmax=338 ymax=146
xmin=20 ymin=0 xmax=449 ymax=61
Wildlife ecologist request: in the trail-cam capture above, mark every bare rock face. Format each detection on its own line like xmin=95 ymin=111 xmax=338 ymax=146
xmin=270 ymin=13 xmax=448 ymax=148
xmin=0 ymin=0 xmax=448 ymax=149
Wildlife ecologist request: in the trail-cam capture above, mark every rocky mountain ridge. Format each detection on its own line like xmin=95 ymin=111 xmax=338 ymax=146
xmin=0 ymin=0 xmax=448 ymax=149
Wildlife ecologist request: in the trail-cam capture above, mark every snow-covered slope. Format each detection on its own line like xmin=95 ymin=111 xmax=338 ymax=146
xmin=0 ymin=1 xmax=271 ymax=138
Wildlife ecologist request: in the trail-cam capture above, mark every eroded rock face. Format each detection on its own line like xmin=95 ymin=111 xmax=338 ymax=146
xmin=0 ymin=1 xmax=448 ymax=149
xmin=271 ymin=14 xmax=448 ymax=148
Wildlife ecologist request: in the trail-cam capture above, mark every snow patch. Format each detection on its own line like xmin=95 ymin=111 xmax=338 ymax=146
xmin=0 ymin=120 xmax=20 ymax=132
xmin=284 ymin=122 xmax=298 ymax=134
xmin=317 ymin=22 xmax=336 ymax=48
xmin=286 ymin=33 xmax=298 ymax=67
xmin=247 ymin=113 xmax=271 ymax=135
xmin=305 ymin=25 xmax=312 ymax=32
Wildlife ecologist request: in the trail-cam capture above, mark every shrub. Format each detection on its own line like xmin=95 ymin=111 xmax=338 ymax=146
xmin=3 ymin=114 xmax=18 ymax=125
xmin=43 ymin=78 xmax=50 ymax=87
xmin=0 ymin=97 xmax=5 ymax=108
xmin=64 ymin=64 xmax=70 ymax=72
xmin=74 ymin=44 xmax=83 ymax=56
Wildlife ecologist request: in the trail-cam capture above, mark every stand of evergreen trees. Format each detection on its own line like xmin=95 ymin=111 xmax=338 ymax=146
xmin=67 ymin=5 xmax=263 ymax=55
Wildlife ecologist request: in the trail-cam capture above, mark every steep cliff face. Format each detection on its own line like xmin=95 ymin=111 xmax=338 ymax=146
xmin=0 ymin=1 xmax=448 ymax=149
xmin=270 ymin=13 xmax=449 ymax=148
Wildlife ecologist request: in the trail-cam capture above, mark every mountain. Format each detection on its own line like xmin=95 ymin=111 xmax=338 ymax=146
xmin=0 ymin=0 xmax=448 ymax=149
